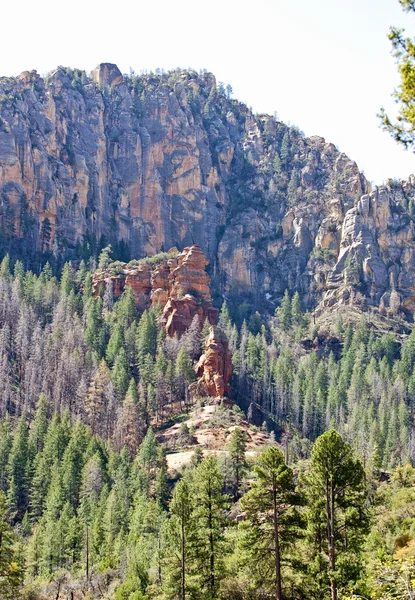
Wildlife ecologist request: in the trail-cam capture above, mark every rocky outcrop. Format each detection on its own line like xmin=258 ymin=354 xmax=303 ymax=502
xmin=190 ymin=326 xmax=232 ymax=399
xmin=0 ymin=63 xmax=370 ymax=310
xmin=93 ymin=244 xmax=218 ymax=335
xmin=320 ymin=177 xmax=415 ymax=316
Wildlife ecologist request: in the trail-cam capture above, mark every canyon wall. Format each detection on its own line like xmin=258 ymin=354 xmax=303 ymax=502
xmin=1 ymin=63 xmax=414 ymax=315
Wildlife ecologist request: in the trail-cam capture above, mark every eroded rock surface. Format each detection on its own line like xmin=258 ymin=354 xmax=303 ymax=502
xmin=0 ymin=63 xmax=370 ymax=308
xmin=93 ymin=244 xmax=218 ymax=335
xmin=320 ymin=177 xmax=415 ymax=316
xmin=190 ymin=326 xmax=232 ymax=399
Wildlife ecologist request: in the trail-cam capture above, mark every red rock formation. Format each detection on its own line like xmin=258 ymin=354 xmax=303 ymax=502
xmin=190 ymin=326 xmax=233 ymax=400
xmin=92 ymin=245 xmax=218 ymax=336
xmin=162 ymin=296 xmax=218 ymax=338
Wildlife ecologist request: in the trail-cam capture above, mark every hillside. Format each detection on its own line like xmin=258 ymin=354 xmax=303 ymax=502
xmin=0 ymin=230 xmax=414 ymax=599
xmin=0 ymin=63 xmax=371 ymax=311
xmin=1 ymin=62 xmax=415 ymax=600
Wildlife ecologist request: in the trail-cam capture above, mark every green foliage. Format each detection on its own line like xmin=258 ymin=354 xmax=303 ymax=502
xmin=304 ymin=430 xmax=368 ymax=599
xmin=0 ymin=232 xmax=414 ymax=598
xmin=0 ymin=491 xmax=24 ymax=598
xmin=98 ymin=244 xmax=112 ymax=270
xmin=379 ymin=1 xmax=415 ymax=148
xmin=240 ymin=446 xmax=302 ymax=599
xmin=189 ymin=457 xmax=230 ymax=599
xmin=278 ymin=289 xmax=292 ymax=331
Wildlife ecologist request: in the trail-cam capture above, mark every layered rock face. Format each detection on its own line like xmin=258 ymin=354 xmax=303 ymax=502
xmin=93 ymin=244 xmax=218 ymax=336
xmin=0 ymin=63 xmax=370 ymax=308
xmin=320 ymin=177 xmax=415 ymax=316
xmin=190 ymin=326 xmax=233 ymax=399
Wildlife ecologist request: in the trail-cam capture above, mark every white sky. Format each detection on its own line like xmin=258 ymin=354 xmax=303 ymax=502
xmin=1 ymin=0 xmax=414 ymax=185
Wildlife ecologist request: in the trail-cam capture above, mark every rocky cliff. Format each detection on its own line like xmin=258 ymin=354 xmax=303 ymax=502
xmin=320 ymin=177 xmax=415 ymax=318
xmin=190 ymin=326 xmax=233 ymax=399
xmin=0 ymin=62 xmax=372 ymax=310
xmin=2 ymin=62 xmax=415 ymax=318
xmin=93 ymin=244 xmax=218 ymax=336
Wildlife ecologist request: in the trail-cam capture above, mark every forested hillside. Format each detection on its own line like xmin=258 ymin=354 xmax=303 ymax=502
xmin=0 ymin=252 xmax=414 ymax=599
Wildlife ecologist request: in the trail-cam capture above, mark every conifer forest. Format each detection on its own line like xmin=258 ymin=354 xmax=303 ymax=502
xmin=3 ymin=2 xmax=415 ymax=595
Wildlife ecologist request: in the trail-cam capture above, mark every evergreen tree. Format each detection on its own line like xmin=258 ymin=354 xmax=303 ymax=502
xmin=291 ymin=292 xmax=302 ymax=327
xmin=278 ymin=290 xmax=291 ymax=331
xmin=0 ymin=416 xmax=12 ymax=492
xmin=165 ymin=475 xmax=194 ymax=600
xmin=304 ymin=430 xmax=368 ymax=600
xmin=189 ymin=457 xmax=229 ymax=599
xmin=112 ymin=347 xmax=130 ymax=399
xmin=98 ymin=245 xmax=112 ymax=270
xmin=0 ymin=491 xmax=24 ymax=599
xmin=106 ymin=324 xmax=125 ymax=367
xmin=60 ymin=262 xmax=74 ymax=297
xmin=115 ymin=286 xmax=137 ymax=328
xmin=240 ymin=446 xmax=301 ymax=600
xmin=228 ymin=427 xmax=248 ymax=500
xmin=7 ymin=417 xmax=29 ymax=519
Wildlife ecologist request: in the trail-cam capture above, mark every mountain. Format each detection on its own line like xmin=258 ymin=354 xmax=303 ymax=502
xmin=0 ymin=62 xmax=386 ymax=313
xmin=2 ymin=62 xmax=415 ymax=600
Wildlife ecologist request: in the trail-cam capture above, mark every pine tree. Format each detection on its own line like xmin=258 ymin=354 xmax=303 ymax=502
xmin=61 ymin=420 xmax=89 ymax=508
xmin=228 ymin=427 xmax=248 ymax=500
xmin=165 ymin=475 xmax=194 ymax=600
xmin=137 ymin=310 xmax=157 ymax=362
xmin=291 ymin=292 xmax=302 ymax=327
xmin=106 ymin=324 xmax=125 ymax=367
xmin=278 ymin=290 xmax=291 ymax=331
xmin=219 ymin=301 xmax=231 ymax=331
xmin=115 ymin=286 xmax=137 ymax=328
xmin=189 ymin=457 xmax=229 ymax=599
xmin=98 ymin=245 xmax=112 ymax=270
xmin=240 ymin=446 xmax=301 ymax=600
xmin=7 ymin=416 xmax=29 ymax=519
xmin=304 ymin=430 xmax=368 ymax=600
xmin=0 ymin=491 xmax=24 ymax=599
xmin=201 ymin=318 xmax=211 ymax=350
xmin=0 ymin=416 xmax=12 ymax=492
xmin=60 ymin=262 xmax=74 ymax=297
xmin=0 ymin=255 xmax=10 ymax=280
xmin=112 ymin=347 xmax=130 ymax=399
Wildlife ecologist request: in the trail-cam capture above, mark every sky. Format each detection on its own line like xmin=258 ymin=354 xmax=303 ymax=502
xmin=1 ymin=0 xmax=415 ymax=185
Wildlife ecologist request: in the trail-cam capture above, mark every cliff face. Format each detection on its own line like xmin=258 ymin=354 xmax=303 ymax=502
xmin=2 ymin=63 xmax=415 ymax=318
xmin=0 ymin=63 xmax=371 ymax=308
xmin=320 ymin=177 xmax=415 ymax=317
xmin=93 ymin=244 xmax=218 ymax=336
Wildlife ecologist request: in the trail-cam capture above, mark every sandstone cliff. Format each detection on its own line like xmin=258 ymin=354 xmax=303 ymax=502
xmin=0 ymin=63 xmax=371 ymax=309
xmin=190 ymin=326 xmax=233 ymax=399
xmin=93 ymin=244 xmax=218 ymax=336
